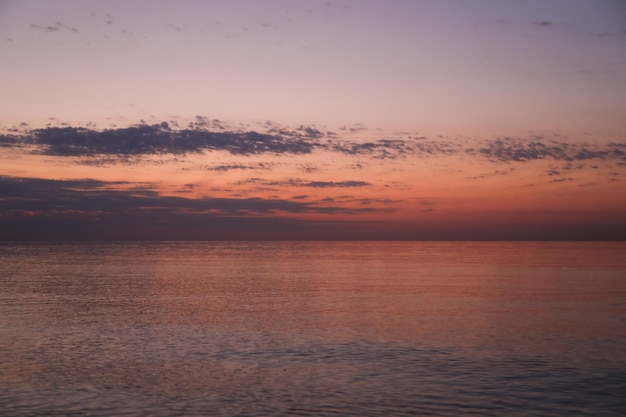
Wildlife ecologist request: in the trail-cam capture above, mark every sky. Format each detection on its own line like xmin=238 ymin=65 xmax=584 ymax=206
xmin=1 ymin=0 xmax=625 ymax=240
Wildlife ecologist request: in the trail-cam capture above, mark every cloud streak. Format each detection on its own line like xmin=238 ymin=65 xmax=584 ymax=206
xmin=0 ymin=176 xmax=389 ymax=240
xmin=238 ymin=178 xmax=371 ymax=188
xmin=0 ymin=176 xmax=381 ymax=216
xmin=12 ymin=123 xmax=317 ymax=157
xmin=204 ymin=163 xmax=273 ymax=172
xmin=2 ymin=122 xmax=626 ymax=172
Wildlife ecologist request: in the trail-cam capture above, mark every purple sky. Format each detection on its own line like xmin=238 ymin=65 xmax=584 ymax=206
xmin=2 ymin=0 xmax=625 ymax=134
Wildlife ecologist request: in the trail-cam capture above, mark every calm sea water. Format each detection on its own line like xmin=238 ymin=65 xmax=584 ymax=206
xmin=0 ymin=241 xmax=625 ymax=416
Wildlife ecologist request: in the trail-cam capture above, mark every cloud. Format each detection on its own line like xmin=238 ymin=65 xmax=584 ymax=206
xmin=549 ymin=177 xmax=574 ymax=183
xmin=533 ymin=21 xmax=553 ymax=27
xmin=0 ymin=176 xmax=389 ymax=240
xmin=0 ymin=176 xmax=315 ymax=215
xmin=296 ymin=125 xmax=324 ymax=139
xmin=339 ymin=123 xmax=368 ymax=134
xmin=239 ymin=178 xmax=371 ymax=188
xmin=3 ymin=120 xmax=626 ymax=170
xmin=468 ymin=137 xmax=626 ymax=165
xmin=0 ymin=176 xmax=384 ymax=218
xmin=0 ymin=177 xmax=131 ymax=197
xmin=329 ymin=137 xmax=459 ymax=159
xmin=7 ymin=123 xmax=317 ymax=157
xmin=30 ymin=23 xmax=60 ymax=32
xmin=588 ymin=30 xmax=626 ymax=38
xmin=30 ymin=22 xmax=79 ymax=33
xmin=305 ymin=180 xmax=370 ymax=188
xmin=205 ymin=163 xmax=272 ymax=172
xmin=0 ymin=134 xmax=20 ymax=148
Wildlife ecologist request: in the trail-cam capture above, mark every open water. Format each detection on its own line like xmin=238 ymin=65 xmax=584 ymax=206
xmin=1 ymin=241 xmax=625 ymax=416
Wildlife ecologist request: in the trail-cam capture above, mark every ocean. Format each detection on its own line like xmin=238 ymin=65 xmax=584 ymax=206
xmin=1 ymin=241 xmax=625 ymax=416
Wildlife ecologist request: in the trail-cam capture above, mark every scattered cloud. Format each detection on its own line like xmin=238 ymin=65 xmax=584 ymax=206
xmin=467 ymin=137 xmax=626 ymax=165
xmin=329 ymin=137 xmax=459 ymax=160
xmin=2 ymin=121 xmax=625 ymax=171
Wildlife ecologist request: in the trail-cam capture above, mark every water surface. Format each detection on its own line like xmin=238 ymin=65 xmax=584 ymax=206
xmin=1 ymin=242 xmax=625 ymax=416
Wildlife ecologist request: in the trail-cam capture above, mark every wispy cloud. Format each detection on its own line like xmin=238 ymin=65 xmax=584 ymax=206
xmin=30 ymin=22 xmax=79 ymax=33
xmin=204 ymin=162 xmax=273 ymax=172
xmin=305 ymin=180 xmax=370 ymax=188
xmin=239 ymin=178 xmax=371 ymax=188
xmin=549 ymin=177 xmax=574 ymax=183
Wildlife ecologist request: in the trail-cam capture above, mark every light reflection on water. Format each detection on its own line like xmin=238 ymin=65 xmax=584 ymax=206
xmin=1 ymin=242 xmax=625 ymax=416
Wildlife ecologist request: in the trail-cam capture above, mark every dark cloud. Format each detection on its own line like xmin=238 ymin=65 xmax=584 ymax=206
xmin=30 ymin=22 xmax=79 ymax=33
xmin=300 ymin=165 xmax=318 ymax=173
xmin=205 ymin=163 xmax=271 ymax=172
xmin=470 ymin=169 xmax=512 ymax=180
xmin=305 ymin=180 xmax=370 ymax=188
xmin=0 ymin=176 xmax=386 ymax=232
xmin=5 ymin=124 xmax=316 ymax=157
xmin=0 ymin=134 xmax=20 ymax=148
xmin=344 ymin=197 xmax=402 ymax=206
xmin=468 ymin=138 xmax=626 ymax=165
xmin=30 ymin=23 xmax=60 ymax=32
xmin=0 ymin=176 xmax=391 ymax=240
xmin=338 ymin=123 xmax=368 ymax=134
xmin=533 ymin=21 xmax=553 ymax=27
xmin=296 ymin=125 xmax=324 ymax=139
xmin=0 ymin=176 xmax=349 ymax=216
xmin=3 ymin=121 xmax=626 ymax=169
xmin=469 ymin=138 xmax=571 ymax=162
xmin=0 ymin=177 xmax=132 ymax=198
xmin=329 ymin=137 xmax=457 ymax=160
xmin=240 ymin=178 xmax=371 ymax=188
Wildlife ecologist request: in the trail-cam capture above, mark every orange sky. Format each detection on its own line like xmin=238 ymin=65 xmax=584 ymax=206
xmin=1 ymin=119 xmax=624 ymax=239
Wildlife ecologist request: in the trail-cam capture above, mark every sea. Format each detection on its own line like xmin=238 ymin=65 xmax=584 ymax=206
xmin=0 ymin=241 xmax=625 ymax=416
